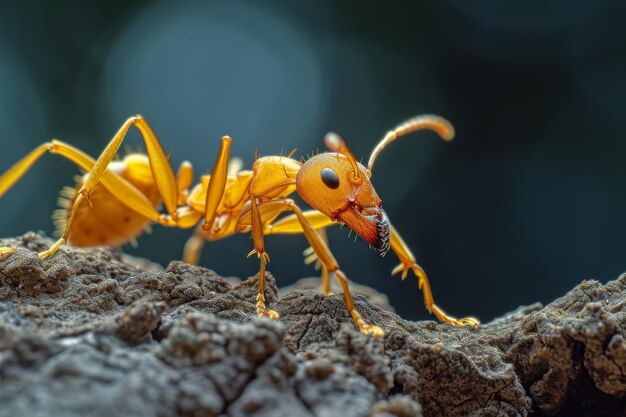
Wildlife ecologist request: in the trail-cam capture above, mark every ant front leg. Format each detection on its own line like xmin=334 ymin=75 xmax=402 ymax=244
xmin=256 ymin=199 xmax=383 ymax=338
xmin=285 ymin=201 xmax=383 ymax=338
xmin=389 ymin=223 xmax=479 ymax=328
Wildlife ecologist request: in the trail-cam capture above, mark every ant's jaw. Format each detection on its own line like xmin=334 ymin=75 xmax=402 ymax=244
xmin=336 ymin=204 xmax=390 ymax=254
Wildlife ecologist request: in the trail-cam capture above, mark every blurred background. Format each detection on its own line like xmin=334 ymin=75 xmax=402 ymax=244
xmin=0 ymin=0 xmax=624 ymax=322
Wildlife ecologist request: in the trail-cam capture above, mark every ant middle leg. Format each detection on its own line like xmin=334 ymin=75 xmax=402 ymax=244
xmin=183 ymin=224 xmax=207 ymax=265
xmin=248 ymin=195 xmax=279 ymax=319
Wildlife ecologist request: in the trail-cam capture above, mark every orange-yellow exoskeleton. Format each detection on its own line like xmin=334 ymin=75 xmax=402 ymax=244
xmin=0 ymin=115 xmax=479 ymax=337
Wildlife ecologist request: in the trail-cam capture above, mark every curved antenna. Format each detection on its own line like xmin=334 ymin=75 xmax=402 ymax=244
xmin=367 ymin=114 xmax=455 ymax=172
xmin=324 ymin=132 xmax=361 ymax=181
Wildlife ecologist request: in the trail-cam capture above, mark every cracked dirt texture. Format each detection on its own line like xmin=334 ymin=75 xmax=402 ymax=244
xmin=0 ymin=233 xmax=625 ymax=417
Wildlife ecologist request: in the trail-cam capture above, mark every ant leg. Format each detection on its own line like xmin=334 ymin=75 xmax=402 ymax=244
xmin=186 ymin=145 xmax=233 ymax=258
xmin=248 ymin=195 xmax=279 ymax=319
xmin=183 ymin=224 xmax=207 ymax=265
xmin=38 ymin=198 xmax=200 ymax=259
xmin=303 ymin=229 xmax=331 ymax=294
xmin=176 ymin=160 xmax=194 ymax=205
xmin=283 ymin=200 xmax=382 ymax=337
xmin=321 ymin=265 xmax=330 ymax=295
xmin=0 ymin=143 xmax=51 ymax=198
xmin=42 ymin=115 xmax=191 ymax=258
xmin=0 ymin=140 xmax=164 ymax=257
xmin=0 ymin=116 xmax=210 ymax=258
xmin=245 ymin=199 xmax=383 ymax=337
xmin=202 ymin=137 xmax=231 ymax=231
xmin=316 ymin=228 xmax=331 ymax=295
xmin=76 ymin=116 xmax=180 ymax=217
xmin=264 ymin=210 xmax=334 ymax=294
xmin=389 ymin=223 xmax=479 ymax=328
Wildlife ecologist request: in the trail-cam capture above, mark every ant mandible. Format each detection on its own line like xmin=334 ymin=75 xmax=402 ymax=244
xmin=0 ymin=114 xmax=479 ymax=337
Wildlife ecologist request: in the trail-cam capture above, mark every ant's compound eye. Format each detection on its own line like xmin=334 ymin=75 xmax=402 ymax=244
xmin=320 ymin=167 xmax=340 ymax=189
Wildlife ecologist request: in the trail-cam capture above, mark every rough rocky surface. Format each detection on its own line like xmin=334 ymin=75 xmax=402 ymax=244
xmin=0 ymin=233 xmax=624 ymax=417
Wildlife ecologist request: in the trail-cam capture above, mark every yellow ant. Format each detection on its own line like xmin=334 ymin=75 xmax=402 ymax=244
xmin=0 ymin=114 xmax=479 ymax=337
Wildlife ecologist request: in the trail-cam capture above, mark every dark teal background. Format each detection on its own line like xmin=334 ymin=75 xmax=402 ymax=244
xmin=1 ymin=1 xmax=624 ymax=321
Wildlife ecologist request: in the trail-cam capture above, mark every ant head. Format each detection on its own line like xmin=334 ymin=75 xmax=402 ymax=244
xmin=296 ymin=134 xmax=390 ymax=253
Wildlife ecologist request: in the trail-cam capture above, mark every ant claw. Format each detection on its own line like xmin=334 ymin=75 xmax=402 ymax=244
xmin=360 ymin=323 xmax=384 ymax=339
xmin=258 ymin=308 xmax=280 ymax=320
